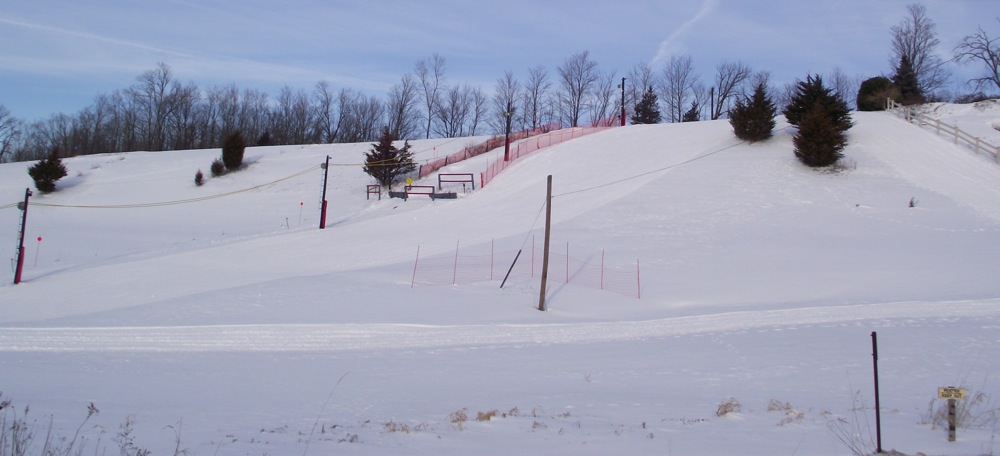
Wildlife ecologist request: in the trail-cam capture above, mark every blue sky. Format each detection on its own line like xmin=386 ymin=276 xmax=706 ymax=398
xmin=0 ymin=0 xmax=991 ymax=121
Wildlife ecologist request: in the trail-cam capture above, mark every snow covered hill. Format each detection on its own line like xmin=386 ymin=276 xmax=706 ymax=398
xmin=1 ymin=105 xmax=999 ymax=455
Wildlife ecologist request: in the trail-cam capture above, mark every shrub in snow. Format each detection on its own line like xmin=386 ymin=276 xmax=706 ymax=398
xmin=857 ymin=76 xmax=901 ymax=111
xmin=221 ymin=131 xmax=246 ymax=171
xmin=28 ymin=147 xmax=68 ymax=193
xmin=210 ymin=158 xmax=226 ymax=177
xmin=715 ymin=397 xmax=742 ymax=417
xmin=194 ymin=169 xmax=204 ymax=186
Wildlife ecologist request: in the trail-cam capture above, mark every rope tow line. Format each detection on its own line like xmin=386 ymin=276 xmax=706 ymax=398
xmin=27 ymin=164 xmax=321 ymax=210
xmin=552 ymin=125 xmax=793 ymax=199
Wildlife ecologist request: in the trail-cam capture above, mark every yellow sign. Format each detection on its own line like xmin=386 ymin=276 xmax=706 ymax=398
xmin=938 ymin=386 xmax=967 ymax=400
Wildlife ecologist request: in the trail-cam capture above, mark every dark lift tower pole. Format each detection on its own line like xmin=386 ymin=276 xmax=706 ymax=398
xmin=14 ymin=188 xmax=32 ymax=284
xmin=319 ymin=155 xmax=330 ymax=229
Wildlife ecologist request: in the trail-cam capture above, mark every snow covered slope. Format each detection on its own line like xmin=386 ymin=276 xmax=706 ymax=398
xmin=1 ymin=107 xmax=999 ymax=455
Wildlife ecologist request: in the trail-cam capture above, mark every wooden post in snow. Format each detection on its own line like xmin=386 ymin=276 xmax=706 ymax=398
xmin=538 ymin=175 xmax=552 ymax=311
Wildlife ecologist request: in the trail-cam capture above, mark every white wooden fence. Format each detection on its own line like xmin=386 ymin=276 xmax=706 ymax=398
xmin=886 ymin=98 xmax=1000 ymax=164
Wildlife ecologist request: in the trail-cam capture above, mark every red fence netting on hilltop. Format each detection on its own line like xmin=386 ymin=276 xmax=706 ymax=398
xmin=418 ymin=123 xmax=561 ymax=179
xmin=480 ymin=116 xmax=621 ymax=187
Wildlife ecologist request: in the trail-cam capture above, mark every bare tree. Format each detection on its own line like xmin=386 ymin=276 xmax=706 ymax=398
xmin=240 ymin=88 xmax=270 ymax=144
xmin=0 ymin=105 xmax=22 ymax=163
xmin=415 ymin=53 xmax=446 ymax=139
xmin=890 ymin=3 xmax=949 ymax=97
xmin=627 ymin=62 xmax=657 ymax=119
xmin=435 ymin=84 xmax=472 ymax=138
xmin=660 ymin=55 xmax=699 ymax=123
xmin=492 ymin=71 xmax=521 ymax=136
xmin=339 ymin=91 xmax=384 ymax=143
xmin=710 ymin=60 xmax=752 ymax=119
xmin=165 ymin=81 xmax=200 ymax=150
xmin=589 ymin=70 xmax=618 ymax=125
xmin=386 ymin=73 xmax=421 ymax=140
xmin=557 ymin=51 xmax=599 ymax=127
xmin=827 ymin=67 xmax=861 ymax=110
xmin=467 ymin=85 xmax=488 ymax=136
xmin=313 ymin=81 xmax=338 ymax=143
xmin=522 ymin=65 xmax=552 ymax=130
xmin=130 ymin=62 xmax=180 ymax=151
xmin=954 ymin=20 xmax=1000 ymax=92
xmin=271 ymin=86 xmax=315 ymax=145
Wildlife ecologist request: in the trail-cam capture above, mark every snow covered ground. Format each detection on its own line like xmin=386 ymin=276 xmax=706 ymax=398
xmin=2 ymin=104 xmax=1000 ymax=455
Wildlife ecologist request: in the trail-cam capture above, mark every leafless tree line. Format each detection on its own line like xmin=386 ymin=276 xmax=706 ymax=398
xmin=2 ymin=4 xmax=998 ymax=164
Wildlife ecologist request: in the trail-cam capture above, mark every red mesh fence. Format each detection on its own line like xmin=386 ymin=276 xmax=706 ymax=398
xmin=411 ymin=239 xmax=640 ymax=299
xmin=480 ymin=116 xmax=621 ymax=187
xmin=418 ymin=123 xmax=561 ymax=179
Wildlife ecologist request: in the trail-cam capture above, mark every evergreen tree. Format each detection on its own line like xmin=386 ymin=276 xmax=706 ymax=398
xmin=783 ymin=75 xmax=853 ymax=132
xmin=630 ymin=86 xmax=662 ymax=124
xmin=682 ymin=101 xmax=700 ymax=122
xmin=221 ymin=131 xmax=246 ymax=171
xmin=793 ymin=102 xmax=847 ymax=167
xmin=856 ymin=76 xmax=901 ymax=111
xmin=728 ymin=82 xmax=776 ymax=142
xmin=364 ymin=127 xmax=416 ymax=190
xmin=891 ymin=55 xmax=925 ymax=106
xmin=27 ymin=147 xmax=68 ymax=193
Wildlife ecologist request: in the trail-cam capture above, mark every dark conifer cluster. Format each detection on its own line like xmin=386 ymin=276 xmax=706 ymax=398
xmin=783 ymin=75 xmax=853 ymax=168
xmin=729 ymin=82 xmax=777 ymax=142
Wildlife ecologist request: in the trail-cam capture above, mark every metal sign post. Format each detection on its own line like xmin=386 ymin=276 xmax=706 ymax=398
xmin=938 ymin=386 xmax=967 ymax=442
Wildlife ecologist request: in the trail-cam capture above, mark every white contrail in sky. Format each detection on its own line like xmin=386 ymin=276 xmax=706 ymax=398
xmin=650 ymin=0 xmax=720 ymax=67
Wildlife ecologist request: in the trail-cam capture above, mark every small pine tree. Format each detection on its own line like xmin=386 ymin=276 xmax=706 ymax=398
xmin=729 ymin=82 xmax=776 ymax=142
xmin=892 ymin=55 xmax=925 ymax=106
xmin=364 ymin=127 xmax=416 ymax=190
xmin=221 ymin=131 xmax=246 ymax=171
xmin=630 ymin=86 xmax=662 ymax=124
xmin=27 ymin=147 xmax=68 ymax=193
xmin=682 ymin=101 xmax=700 ymax=122
xmin=194 ymin=169 xmax=205 ymax=186
xmin=793 ymin=102 xmax=847 ymax=167
xmin=783 ymin=75 xmax=853 ymax=132
xmin=856 ymin=76 xmax=901 ymax=111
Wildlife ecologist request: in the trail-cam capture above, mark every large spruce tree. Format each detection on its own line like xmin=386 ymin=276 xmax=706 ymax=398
xmin=729 ymin=82 xmax=776 ymax=142
xmin=891 ymin=55 xmax=925 ymax=106
xmin=783 ymin=75 xmax=853 ymax=132
xmin=793 ymin=102 xmax=848 ymax=167
xmin=630 ymin=86 xmax=662 ymax=124
xmin=364 ymin=127 xmax=416 ymax=190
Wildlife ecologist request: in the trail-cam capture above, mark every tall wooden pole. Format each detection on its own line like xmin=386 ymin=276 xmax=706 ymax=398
xmin=538 ymin=175 xmax=552 ymax=311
